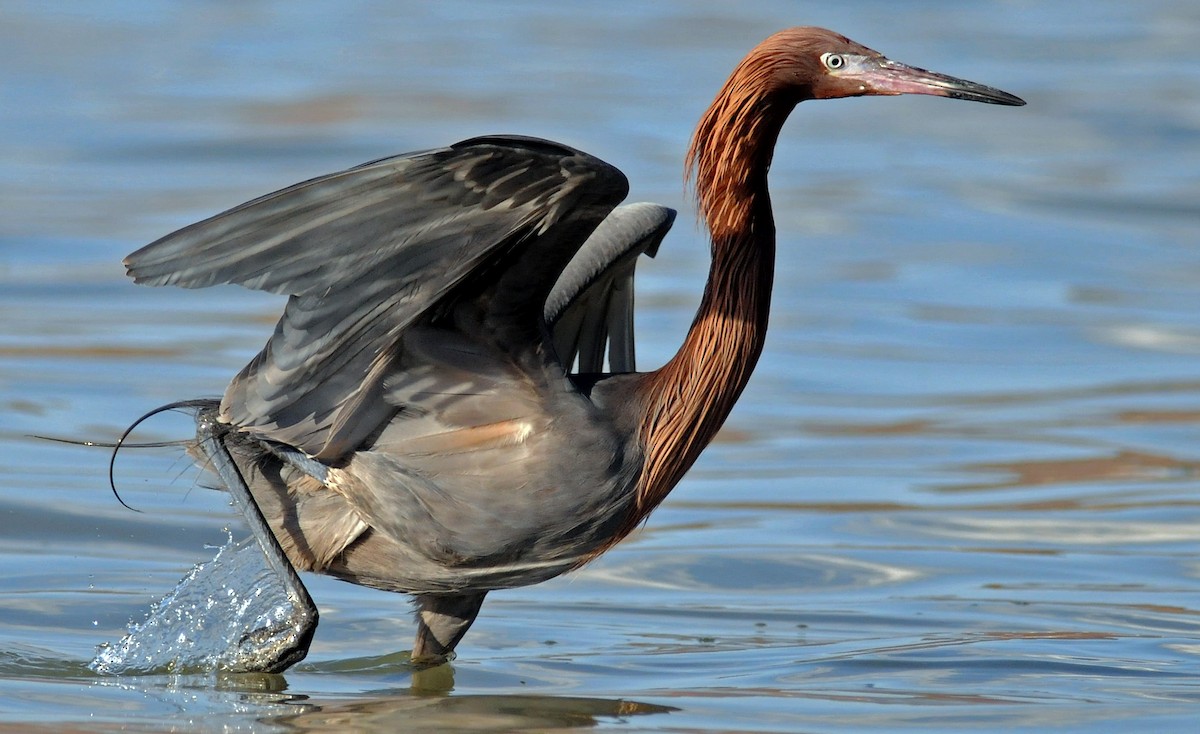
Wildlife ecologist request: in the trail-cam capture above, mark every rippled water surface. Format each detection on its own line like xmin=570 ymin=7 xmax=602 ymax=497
xmin=2 ymin=1 xmax=1199 ymax=731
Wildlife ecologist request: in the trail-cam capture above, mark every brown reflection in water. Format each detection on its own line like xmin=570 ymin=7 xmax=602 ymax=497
xmin=948 ymin=450 xmax=1192 ymax=493
xmin=1116 ymin=409 xmax=1200 ymax=424
xmin=803 ymin=406 xmax=1199 ymax=496
xmin=0 ymin=345 xmax=182 ymax=359
xmin=0 ymin=726 xmax=103 ymax=734
xmin=804 ymin=419 xmax=936 ymax=437
xmin=268 ymin=693 xmax=674 ymax=732
xmin=237 ymin=93 xmax=365 ymax=127
xmin=197 ymin=659 xmax=678 ymax=731
xmin=1129 ymin=603 xmax=1200 ymax=616
xmin=824 ymin=629 xmax=1121 ymax=659
xmin=977 ymin=630 xmax=1116 ymax=641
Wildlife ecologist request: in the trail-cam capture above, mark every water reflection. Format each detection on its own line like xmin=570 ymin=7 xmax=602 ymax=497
xmin=586 ymin=550 xmax=919 ymax=593
xmin=86 ymin=672 xmax=676 ymax=732
xmin=264 ymin=692 xmax=674 ymax=732
xmin=5 ymin=645 xmax=676 ymax=731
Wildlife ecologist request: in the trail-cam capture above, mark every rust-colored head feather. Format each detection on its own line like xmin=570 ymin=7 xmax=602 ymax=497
xmin=685 ymin=28 xmax=882 ymax=234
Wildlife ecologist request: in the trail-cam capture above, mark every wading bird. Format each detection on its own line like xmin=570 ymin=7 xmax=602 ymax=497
xmin=122 ymin=27 xmax=1023 ymax=670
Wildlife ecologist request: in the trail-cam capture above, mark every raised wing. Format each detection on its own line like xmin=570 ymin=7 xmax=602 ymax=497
xmin=546 ymin=202 xmax=675 ymax=373
xmin=126 ymin=136 xmax=629 ymax=459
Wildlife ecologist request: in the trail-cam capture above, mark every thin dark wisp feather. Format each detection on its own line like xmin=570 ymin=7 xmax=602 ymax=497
xmin=31 ymin=434 xmax=186 ymax=450
xmin=108 ymin=398 xmax=218 ymax=512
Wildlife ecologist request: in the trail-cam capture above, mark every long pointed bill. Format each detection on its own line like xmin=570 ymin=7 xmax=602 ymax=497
xmin=850 ymin=57 xmax=1026 ymax=106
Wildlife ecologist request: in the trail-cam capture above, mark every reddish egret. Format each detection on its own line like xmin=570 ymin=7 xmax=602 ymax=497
xmin=122 ymin=27 xmax=1023 ymax=669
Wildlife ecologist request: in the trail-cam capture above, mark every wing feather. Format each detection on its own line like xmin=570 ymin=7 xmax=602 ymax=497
xmin=126 ymin=136 xmax=629 ymax=458
xmin=545 ymin=202 xmax=675 ymax=373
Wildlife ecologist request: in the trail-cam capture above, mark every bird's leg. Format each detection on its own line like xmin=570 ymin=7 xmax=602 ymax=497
xmin=195 ymin=412 xmax=318 ymax=672
xmin=411 ymin=592 xmax=487 ymax=665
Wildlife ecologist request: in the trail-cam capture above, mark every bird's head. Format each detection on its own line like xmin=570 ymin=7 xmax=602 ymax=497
xmin=762 ymin=27 xmax=1025 ymax=106
xmin=687 ymin=27 xmax=1023 ymax=232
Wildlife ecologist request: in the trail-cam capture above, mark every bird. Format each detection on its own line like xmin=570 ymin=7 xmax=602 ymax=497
xmin=121 ymin=27 xmax=1024 ymax=670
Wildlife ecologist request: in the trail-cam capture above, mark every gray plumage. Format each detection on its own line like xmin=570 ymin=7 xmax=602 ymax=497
xmin=127 ymin=135 xmax=675 ymax=663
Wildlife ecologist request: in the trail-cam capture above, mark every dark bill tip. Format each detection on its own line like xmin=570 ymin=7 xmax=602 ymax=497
xmin=864 ymin=59 xmax=1026 ymax=106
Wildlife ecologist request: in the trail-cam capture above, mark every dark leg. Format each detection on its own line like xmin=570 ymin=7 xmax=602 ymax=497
xmin=195 ymin=412 xmax=318 ymax=673
xmin=411 ymin=592 xmax=487 ymax=665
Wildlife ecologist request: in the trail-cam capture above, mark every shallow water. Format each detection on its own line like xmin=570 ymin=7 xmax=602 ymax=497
xmin=2 ymin=0 xmax=1199 ymax=731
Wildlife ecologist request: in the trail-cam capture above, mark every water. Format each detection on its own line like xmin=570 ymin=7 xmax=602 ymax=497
xmin=2 ymin=0 xmax=1199 ymax=731
xmin=90 ymin=535 xmax=310 ymax=676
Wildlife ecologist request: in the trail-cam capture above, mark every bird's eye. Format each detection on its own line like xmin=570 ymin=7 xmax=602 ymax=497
xmin=821 ymin=53 xmax=845 ymax=70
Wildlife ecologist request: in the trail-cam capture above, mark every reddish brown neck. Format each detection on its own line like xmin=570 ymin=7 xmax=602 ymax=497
xmin=625 ymin=66 xmax=798 ymax=532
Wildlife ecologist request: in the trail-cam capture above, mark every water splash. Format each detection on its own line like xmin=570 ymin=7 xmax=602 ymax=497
xmin=91 ymin=533 xmax=309 ymax=675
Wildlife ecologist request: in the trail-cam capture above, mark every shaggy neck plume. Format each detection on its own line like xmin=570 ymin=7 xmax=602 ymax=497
xmin=626 ymin=36 xmax=805 ymax=534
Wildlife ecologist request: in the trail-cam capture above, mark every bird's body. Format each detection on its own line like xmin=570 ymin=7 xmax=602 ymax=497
xmin=122 ymin=27 xmax=1024 ymax=667
xmin=141 ymin=139 xmax=651 ymax=593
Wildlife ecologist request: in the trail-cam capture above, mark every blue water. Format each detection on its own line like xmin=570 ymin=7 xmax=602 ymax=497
xmin=2 ymin=1 xmax=1199 ymax=731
